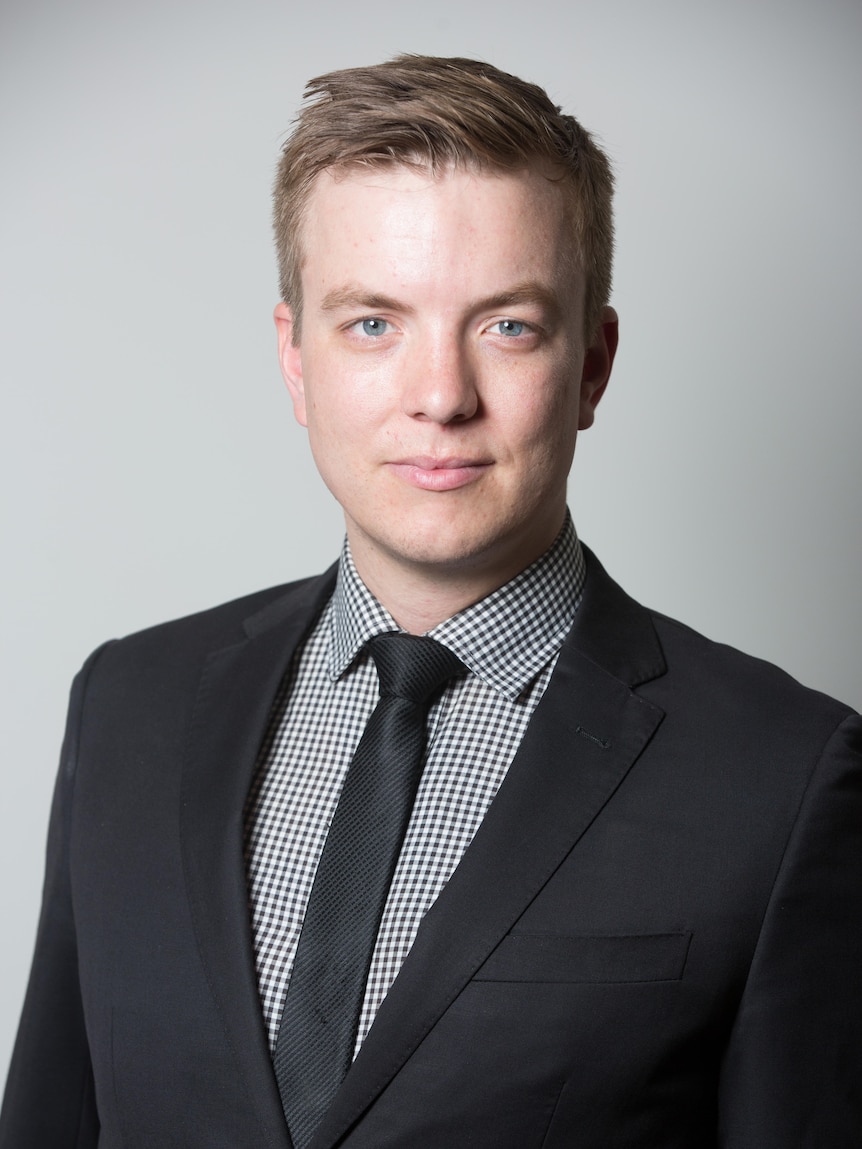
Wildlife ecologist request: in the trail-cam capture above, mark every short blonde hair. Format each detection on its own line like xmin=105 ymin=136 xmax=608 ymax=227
xmin=273 ymin=54 xmax=614 ymax=339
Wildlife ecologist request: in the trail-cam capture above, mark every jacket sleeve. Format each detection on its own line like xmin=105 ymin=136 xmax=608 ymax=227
xmin=0 ymin=645 xmax=113 ymax=1148
xmin=718 ymin=711 xmax=862 ymax=1147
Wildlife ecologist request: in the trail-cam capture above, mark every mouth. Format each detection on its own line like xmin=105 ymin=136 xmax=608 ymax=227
xmin=388 ymin=456 xmax=491 ymax=492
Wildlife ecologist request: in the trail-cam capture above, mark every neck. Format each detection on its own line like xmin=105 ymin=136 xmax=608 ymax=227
xmin=348 ymin=535 xmax=560 ymax=635
xmin=358 ymin=568 xmax=493 ymax=635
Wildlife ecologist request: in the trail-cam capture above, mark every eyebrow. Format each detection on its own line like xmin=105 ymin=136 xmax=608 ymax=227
xmin=320 ymin=286 xmax=414 ymax=315
xmin=477 ymin=282 xmax=563 ymax=318
xmin=319 ymin=280 xmax=563 ymax=320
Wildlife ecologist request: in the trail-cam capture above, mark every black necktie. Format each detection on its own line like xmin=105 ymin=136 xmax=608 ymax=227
xmin=273 ymin=632 xmax=465 ymax=1149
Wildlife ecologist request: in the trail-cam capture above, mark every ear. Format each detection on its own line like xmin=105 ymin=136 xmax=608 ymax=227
xmin=274 ymin=302 xmax=307 ymax=427
xmin=578 ymin=306 xmax=619 ymax=430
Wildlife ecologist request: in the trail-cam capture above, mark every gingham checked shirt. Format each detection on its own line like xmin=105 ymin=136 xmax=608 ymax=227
xmin=243 ymin=513 xmax=586 ymax=1057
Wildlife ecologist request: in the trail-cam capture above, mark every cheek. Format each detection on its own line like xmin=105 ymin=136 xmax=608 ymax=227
xmin=498 ymin=374 xmax=579 ymax=455
xmin=307 ymin=357 xmax=396 ymax=427
xmin=303 ymin=378 xmax=388 ymax=480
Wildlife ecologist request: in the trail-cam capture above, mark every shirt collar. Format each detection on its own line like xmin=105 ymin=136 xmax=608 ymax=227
xmin=328 ymin=512 xmax=585 ymax=701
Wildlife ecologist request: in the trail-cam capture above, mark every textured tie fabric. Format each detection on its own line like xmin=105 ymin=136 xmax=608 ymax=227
xmin=273 ymin=632 xmax=465 ymax=1149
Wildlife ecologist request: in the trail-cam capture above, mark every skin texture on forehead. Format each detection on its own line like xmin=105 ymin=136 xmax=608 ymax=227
xmin=303 ymin=165 xmax=578 ymax=330
xmin=287 ymin=156 xmax=590 ymax=343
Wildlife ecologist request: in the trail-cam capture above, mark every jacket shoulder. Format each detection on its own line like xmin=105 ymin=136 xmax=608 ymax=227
xmin=84 ymin=566 xmax=337 ymax=682
xmin=579 ymin=546 xmax=857 ymax=723
xmin=649 ymin=607 xmax=856 ymax=721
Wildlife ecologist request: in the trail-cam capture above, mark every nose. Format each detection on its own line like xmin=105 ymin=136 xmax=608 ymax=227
xmin=400 ymin=333 xmax=479 ymax=424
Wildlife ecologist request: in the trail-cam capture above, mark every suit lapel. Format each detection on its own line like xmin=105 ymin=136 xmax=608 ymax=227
xmin=180 ymin=568 xmax=336 ymax=1149
xmin=309 ymin=550 xmax=667 ymax=1149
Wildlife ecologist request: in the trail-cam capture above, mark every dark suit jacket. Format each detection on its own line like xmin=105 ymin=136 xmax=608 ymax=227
xmin=2 ymin=550 xmax=860 ymax=1148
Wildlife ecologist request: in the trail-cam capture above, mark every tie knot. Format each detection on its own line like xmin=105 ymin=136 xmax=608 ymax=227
xmin=367 ymin=633 xmax=465 ymax=705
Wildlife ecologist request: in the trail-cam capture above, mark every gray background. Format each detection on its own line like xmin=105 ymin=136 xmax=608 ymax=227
xmin=2 ymin=0 xmax=860 ymax=1079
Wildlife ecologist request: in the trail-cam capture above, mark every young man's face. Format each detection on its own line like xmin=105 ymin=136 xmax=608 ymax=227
xmin=276 ymin=164 xmax=616 ymax=601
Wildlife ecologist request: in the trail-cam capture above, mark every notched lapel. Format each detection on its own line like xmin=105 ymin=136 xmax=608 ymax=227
xmin=310 ymin=554 xmax=667 ymax=1149
xmin=180 ymin=568 xmax=336 ymax=1149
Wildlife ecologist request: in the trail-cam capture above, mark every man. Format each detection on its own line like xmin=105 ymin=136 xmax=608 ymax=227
xmin=1 ymin=54 xmax=859 ymax=1148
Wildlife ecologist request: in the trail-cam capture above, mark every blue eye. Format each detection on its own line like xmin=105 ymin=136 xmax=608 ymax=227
xmin=496 ymin=319 xmax=525 ymax=337
xmin=360 ymin=317 xmax=388 ymax=336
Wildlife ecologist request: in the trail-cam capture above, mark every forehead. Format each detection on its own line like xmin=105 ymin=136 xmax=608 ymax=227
xmin=299 ymin=163 xmax=578 ymax=302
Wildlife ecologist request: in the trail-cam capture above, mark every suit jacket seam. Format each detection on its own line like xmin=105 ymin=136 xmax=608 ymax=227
xmin=178 ymin=644 xmax=281 ymax=1149
xmin=30 ymin=639 xmax=116 ymax=1147
xmin=739 ymin=710 xmax=859 ymax=982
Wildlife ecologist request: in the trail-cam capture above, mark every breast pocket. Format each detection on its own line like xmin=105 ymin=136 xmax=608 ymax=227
xmin=472 ymin=931 xmax=692 ymax=983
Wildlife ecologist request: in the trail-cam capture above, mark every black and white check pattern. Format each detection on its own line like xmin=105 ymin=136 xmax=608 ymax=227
xmin=244 ymin=513 xmax=586 ymax=1057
